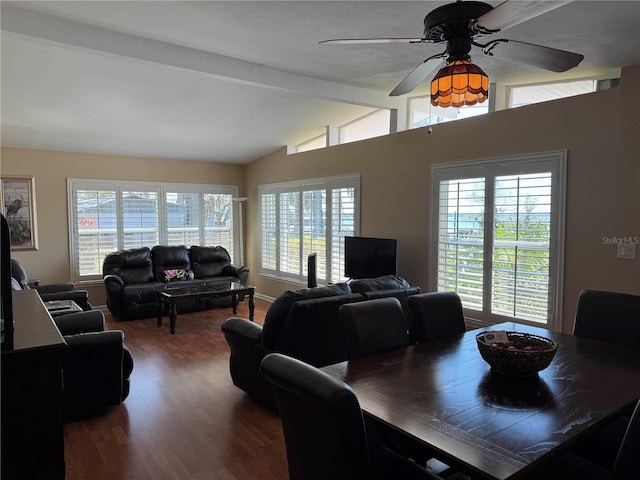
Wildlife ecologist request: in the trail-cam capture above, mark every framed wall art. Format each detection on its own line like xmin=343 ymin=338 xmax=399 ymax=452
xmin=1 ymin=176 xmax=38 ymax=251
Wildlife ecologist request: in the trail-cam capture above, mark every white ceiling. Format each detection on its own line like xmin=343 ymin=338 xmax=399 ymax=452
xmin=2 ymin=1 xmax=639 ymax=164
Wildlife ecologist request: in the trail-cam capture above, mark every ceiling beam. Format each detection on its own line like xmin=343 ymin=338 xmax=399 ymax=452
xmin=1 ymin=3 xmax=400 ymax=111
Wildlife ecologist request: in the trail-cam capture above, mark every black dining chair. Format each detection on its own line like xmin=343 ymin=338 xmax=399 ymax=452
xmin=339 ymin=297 xmax=410 ymax=359
xmin=407 ymin=292 xmax=466 ymax=344
xmin=259 ymin=352 xmax=445 ymax=480
xmin=572 ymin=289 xmax=640 ymax=349
xmin=568 ymin=290 xmax=640 ymax=471
xmin=529 ymin=398 xmax=640 ymax=480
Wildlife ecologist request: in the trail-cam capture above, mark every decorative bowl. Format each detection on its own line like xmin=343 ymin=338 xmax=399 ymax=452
xmin=476 ymin=331 xmax=557 ymax=376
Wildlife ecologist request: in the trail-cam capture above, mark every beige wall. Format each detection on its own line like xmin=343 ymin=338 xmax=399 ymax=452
xmin=2 ymin=66 xmax=638 ymax=332
xmin=245 ymin=66 xmax=640 ymax=333
xmin=0 ymin=149 xmax=245 ymax=306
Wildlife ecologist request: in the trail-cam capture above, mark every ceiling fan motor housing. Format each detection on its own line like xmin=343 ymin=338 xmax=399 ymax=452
xmin=423 ymin=1 xmax=494 ymax=41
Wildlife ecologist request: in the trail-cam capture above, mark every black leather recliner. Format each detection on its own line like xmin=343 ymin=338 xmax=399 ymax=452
xmin=9 ymin=265 xmax=133 ymax=420
xmin=10 ymin=259 xmax=92 ymax=311
xmin=53 ymin=309 xmax=134 ymax=421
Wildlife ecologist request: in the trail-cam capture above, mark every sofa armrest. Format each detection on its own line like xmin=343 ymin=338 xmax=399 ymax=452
xmin=221 ymin=316 xmax=263 ymax=343
xmin=222 ymin=264 xmax=250 ymax=284
xmin=103 ymin=274 xmax=125 ymax=317
xmin=104 ymin=274 xmax=125 ymax=290
xmin=221 ymin=317 xmax=278 ymax=410
xmin=54 ymin=310 xmax=105 ymax=336
xmin=36 ymin=283 xmax=75 ymax=294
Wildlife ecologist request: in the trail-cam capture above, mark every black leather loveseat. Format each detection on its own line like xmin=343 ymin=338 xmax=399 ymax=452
xmin=103 ymin=245 xmax=249 ymax=320
xmin=221 ymin=275 xmax=420 ymax=410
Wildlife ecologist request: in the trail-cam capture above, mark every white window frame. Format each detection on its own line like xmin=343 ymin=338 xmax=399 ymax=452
xmin=259 ymin=175 xmax=360 ymax=285
xmin=67 ymin=178 xmax=239 ymax=282
xmin=429 ymin=151 xmax=566 ymax=331
xmin=339 ymin=109 xmax=391 ymax=144
xmin=508 ymin=79 xmax=599 ymax=108
xmin=296 ymin=133 xmax=327 ymax=153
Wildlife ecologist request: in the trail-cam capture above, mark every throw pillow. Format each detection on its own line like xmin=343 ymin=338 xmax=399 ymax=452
xmin=163 ymin=269 xmax=194 ymax=282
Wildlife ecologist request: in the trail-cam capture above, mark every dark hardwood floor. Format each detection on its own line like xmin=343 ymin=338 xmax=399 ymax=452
xmin=63 ymin=299 xmax=288 ymax=480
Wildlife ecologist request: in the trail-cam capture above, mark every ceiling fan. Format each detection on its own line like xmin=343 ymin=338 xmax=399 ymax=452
xmin=321 ymin=0 xmax=584 ymax=98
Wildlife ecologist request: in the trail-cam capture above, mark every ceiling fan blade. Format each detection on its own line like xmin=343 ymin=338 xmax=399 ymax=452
xmin=477 ymin=0 xmax=573 ymax=32
xmin=482 ymin=39 xmax=583 ymax=72
xmin=320 ymin=38 xmax=425 ymax=45
xmin=389 ymin=53 xmax=446 ymax=97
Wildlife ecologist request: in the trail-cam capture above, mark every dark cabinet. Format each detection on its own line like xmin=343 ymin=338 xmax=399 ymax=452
xmin=2 ymin=289 xmax=67 ymax=480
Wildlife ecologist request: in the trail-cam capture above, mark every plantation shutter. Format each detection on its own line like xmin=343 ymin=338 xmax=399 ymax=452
xmin=431 ymin=152 xmax=565 ymax=329
xmin=260 ymin=192 xmax=277 ymax=271
xmin=203 ymin=193 xmax=234 ymax=257
xmin=279 ymin=191 xmax=301 ymax=275
xmin=121 ymin=190 xmax=159 ymax=249
xmin=167 ymin=192 xmax=200 ymax=246
xmin=258 ymin=175 xmax=359 ymax=284
xmin=491 ymin=171 xmax=553 ymax=322
xmin=331 ymin=186 xmax=356 ymax=283
xmin=435 ymin=176 xmax=486 ymax=310
xmin=75 ymin=188 xmax=118 ymax=277
xmin=302 ymin=189 xmax=326 ymax=279
xmin=69 ymin=179 xmax=239 ymax=282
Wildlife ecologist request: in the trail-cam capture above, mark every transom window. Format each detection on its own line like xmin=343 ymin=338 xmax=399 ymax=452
xmin=259 ymin=175 xmax=359 ymax=285
xmin=430 ymin=151 xmax=566 ymax=329
xmin=68 ymin=179 xmax=238 ymax=281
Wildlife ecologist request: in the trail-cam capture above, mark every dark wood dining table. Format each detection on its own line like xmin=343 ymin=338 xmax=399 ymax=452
xmin=321 ymin=321 xmax=640 ymax=480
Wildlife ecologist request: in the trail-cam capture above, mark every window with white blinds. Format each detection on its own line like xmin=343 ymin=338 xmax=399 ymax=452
xmin=430 ymin=152 xmax=566 ymax=329
xmin=68 ymin=179 xmax=239 ymax=281
xmin=259 ymin=175 xmax=359 ymax=285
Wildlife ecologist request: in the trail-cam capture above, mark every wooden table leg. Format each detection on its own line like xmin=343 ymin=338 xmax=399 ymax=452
xmin=169 ymin=303 xmax=178 ymax=335
xmin=232 ymin=293 xmax=239 ymax=314
xmin=248 ymin=288 xmax=255 ymax=321
xmin=157 ymin=298 xmax=164 ymax=326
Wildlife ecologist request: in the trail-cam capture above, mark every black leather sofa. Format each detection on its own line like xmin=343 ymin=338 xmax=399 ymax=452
xmin=103 ymin=245 xmax=249 ymax=320
xmin=221 ymin=275 xmax=420 ymax=410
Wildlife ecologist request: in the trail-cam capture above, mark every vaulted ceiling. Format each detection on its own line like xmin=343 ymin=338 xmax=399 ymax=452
xmin=2 ymin=1 xmax=639 ymax=164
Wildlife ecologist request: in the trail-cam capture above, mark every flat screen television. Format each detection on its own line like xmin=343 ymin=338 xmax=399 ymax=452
xmin=344 ymin=236 xmax=397 ymax=279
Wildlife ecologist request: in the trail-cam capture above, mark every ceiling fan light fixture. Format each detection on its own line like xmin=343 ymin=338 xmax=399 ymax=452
xmin=431 ymin=59 xmax=489 ymax=108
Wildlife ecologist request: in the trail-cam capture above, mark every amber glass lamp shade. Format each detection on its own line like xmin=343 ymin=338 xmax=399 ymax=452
xmin=430 ymin=59 xmax=489 ymax=108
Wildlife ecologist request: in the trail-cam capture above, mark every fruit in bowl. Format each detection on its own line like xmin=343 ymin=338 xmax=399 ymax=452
xmin=476 ymin=331 xmax=557 ymax=376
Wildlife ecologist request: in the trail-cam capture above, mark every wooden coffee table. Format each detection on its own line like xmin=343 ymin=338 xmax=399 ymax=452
xmin=157 ymin=282 xmax=255 ymax=334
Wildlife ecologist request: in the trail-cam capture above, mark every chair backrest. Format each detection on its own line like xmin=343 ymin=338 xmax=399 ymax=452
xmin=407 ymin=292 xmax=466 ymax=343
xmin=573 ymin=290 xmax=640 ymax=349
xmin=339 ymin=297 xmax=409 ymax=359
xmin=10 ymin=258 xmax=29 ymax=288
xmin=613 ymin=399 xmax=640 ymax=477
xmin=259 ymin=353 xmax=371 ymax=480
